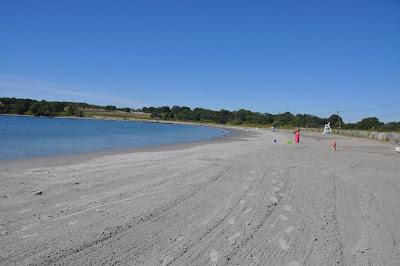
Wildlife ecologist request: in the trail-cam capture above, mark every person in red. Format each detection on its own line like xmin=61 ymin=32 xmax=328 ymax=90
xmin=294 ymin=128 xmax=300 ymax=143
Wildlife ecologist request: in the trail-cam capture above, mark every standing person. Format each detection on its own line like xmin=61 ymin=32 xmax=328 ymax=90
xmin=294 ymin=128 xmax=300 ymax=143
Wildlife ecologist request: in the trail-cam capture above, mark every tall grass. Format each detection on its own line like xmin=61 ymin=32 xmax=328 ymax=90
xmin=82 ymin=109 xmax=151 ymax=120
xmin=332 ymin=129 xmax=400 ymax=143
xmin=302 ymin=127 xmax=400 ymax=143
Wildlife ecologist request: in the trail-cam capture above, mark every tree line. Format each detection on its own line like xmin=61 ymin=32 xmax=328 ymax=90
xmin=141 ymin=106 xmax=400 ymax=131
xmin=0 ymin=97 xmax=133 ymax=117
xmin=1 ymin=97 xmax=399 ymax=131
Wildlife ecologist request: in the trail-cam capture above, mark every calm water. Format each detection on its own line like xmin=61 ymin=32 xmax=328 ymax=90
xmin=0 ymin=115 xmax=229 ymax=160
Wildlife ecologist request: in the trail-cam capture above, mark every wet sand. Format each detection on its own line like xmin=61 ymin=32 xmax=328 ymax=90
xmin=1 ymin=129 xmax=399 ymax=265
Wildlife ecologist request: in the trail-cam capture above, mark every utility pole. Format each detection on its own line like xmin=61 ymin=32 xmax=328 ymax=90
xmin=337 ymin=111 xmax=341 ymax=129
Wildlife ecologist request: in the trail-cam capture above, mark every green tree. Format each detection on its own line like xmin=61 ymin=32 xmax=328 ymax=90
xmin=385 ymin=122 xmax=400 ymax=131
xmin=327 ymin=114 xmax=343 ymax=129
xmin=67 ymin=105 xmax=77 ymax=116
xmin=11 ymin=102 xmax=28 ymax=114
xmin=217 ymin=109 xmax=232 ymax=124
xmin=29 ymin=101 xmax=56 ymax=117
xmin=105 ymin=105 xmax=117 ymax=111
xmin=273 ymin=112 xmax=295 ymax=126
xmin=356 ymin=117 xmax=384 ymax=130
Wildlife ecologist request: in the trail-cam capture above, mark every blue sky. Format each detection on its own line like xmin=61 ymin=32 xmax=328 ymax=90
xmin=0 ymin=0 xmax=399 ymax=122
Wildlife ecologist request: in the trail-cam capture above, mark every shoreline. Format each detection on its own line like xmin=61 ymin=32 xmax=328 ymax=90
xmin=0 ymin=123 xmax=254 ymax=170
xmin=0 ymin=113 xmax=250 ymax=130
xmin=3 ymin=114 xmax=399 ymax=143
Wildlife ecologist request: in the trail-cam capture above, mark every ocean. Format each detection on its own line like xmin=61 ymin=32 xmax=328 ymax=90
xmin=0 ymin=115 xmax=229 ymax=160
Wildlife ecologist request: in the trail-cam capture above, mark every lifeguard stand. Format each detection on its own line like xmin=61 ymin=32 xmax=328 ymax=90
xmin=323 ymin=122 xmax=332 ymax=135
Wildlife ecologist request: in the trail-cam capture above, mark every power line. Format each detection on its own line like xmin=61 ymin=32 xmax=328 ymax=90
xmin=272 ymin=99 xmax=400 ymax=121
xmin=308 ymin=99 xmax=400 ymax=118
xmin=340 ymin=99 xmax=400 ymax=113
xmin=377 ymin=110 xmax=400 ymax=120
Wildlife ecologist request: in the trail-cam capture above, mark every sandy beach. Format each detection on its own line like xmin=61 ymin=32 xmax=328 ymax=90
xmin=1 ymin=129 xmax=399 ymax=265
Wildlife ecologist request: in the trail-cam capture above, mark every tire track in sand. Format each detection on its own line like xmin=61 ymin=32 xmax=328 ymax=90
xmin=33 ymin=166 xmax=232 ymax=266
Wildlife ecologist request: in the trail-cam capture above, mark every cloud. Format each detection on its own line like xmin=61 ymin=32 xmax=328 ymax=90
xmin=0 ymin=74 xmax=145 ymax=107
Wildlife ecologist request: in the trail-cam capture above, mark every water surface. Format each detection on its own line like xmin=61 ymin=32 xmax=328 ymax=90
xmin=0 ymin=115 xmax=229 ymax=160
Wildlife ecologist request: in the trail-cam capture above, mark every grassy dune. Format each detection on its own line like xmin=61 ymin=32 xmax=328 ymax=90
xmin=82 ymin=109 xmax=151 ymax=120
xmin=333 ymin=129 xmax=400 ymax=143
xmin=302 ymin=127 xmax=400 ymax=143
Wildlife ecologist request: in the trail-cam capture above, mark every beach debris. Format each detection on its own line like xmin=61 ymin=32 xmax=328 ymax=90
xmin=332 ymin=140 xmax=337 ymax=151
xmin=2 ymin=195 xmax=7 ymax=199
xmin=0 ymin=231 xmax=8 ymax=236
xmin=395 ymin=147 xmax=400 ymax=153
xmin=33 ymin=190 xmax=43 ymax=196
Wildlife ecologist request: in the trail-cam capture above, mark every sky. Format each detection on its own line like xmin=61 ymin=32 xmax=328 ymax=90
xmin=0 ymin=0 xmax=399 ymax=122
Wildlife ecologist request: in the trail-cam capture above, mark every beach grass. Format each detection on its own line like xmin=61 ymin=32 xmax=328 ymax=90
xmin=82 ymin=109 xmax=151 ymax=120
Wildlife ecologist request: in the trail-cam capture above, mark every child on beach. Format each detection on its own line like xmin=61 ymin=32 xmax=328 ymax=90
xmin=294 ymin=128 xmax=300 ymax=143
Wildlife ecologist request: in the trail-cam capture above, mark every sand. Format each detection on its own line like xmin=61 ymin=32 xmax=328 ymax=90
xmin=0 ymin=129 xmax=399 ymax=265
